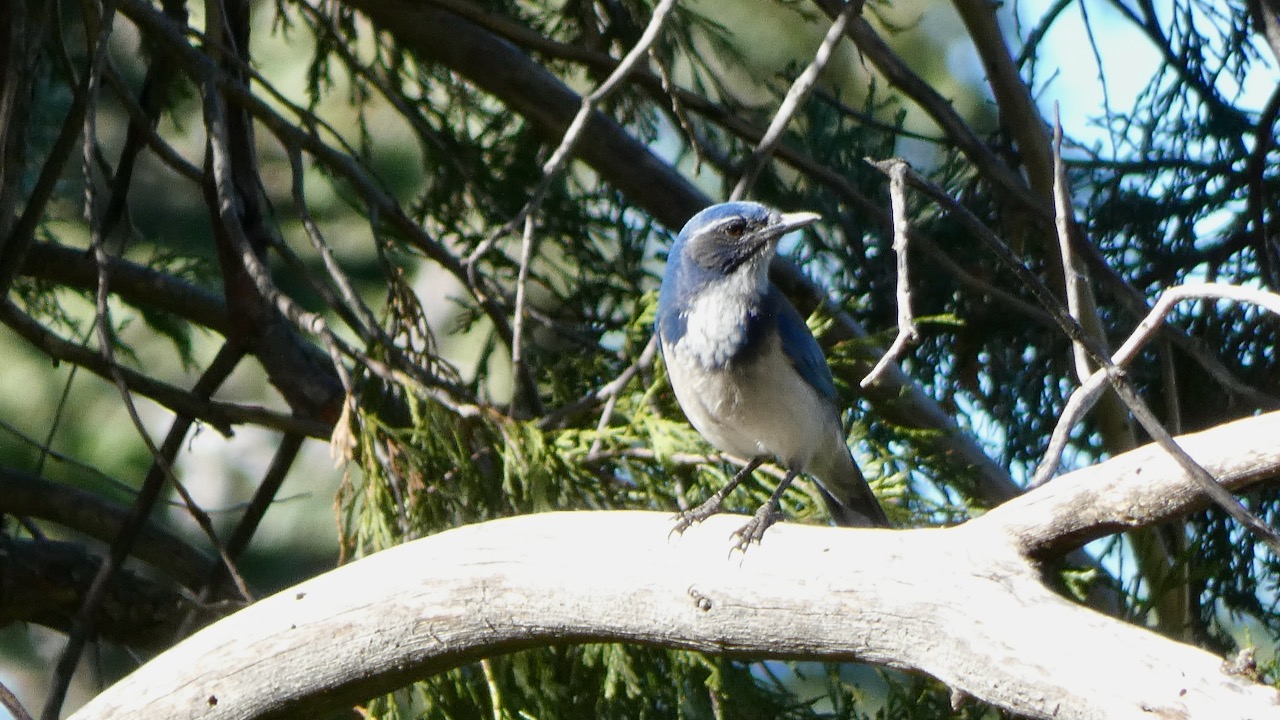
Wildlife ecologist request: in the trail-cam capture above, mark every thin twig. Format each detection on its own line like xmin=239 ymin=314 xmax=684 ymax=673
xmin=41 ymin=343 xmax=252 ymax=719
xmin=862 ymin=159 xmax=917 ymax=387
xmin=1052 ymin=108 xmax=1092 ymax=384
xmin=32 ymin=324 xmax=94 ymax=479
xmin=465 ymin=0 xmax=680 ymax=268
xmin=175 ymin=434 xmax=307 ymax=638
xmin=819 ymin=0 xmax=1042 ymax=216
xmin=0 ymin=680 xmax=34 ymax=720
xmin=730 ymin=0 xmax=862 ymax=200
xmin=1245 ymin=83 xmax=1280 ymax=290
xmin=477 ymin=0 xmax=678 ymax=414
xmin=1032 ymin=283 xmax=1280 ymax=486
xmin=481 ymin=658 xmax=505 ymax=720
xmin=42 ymin=3 xmax=118 ymax=714
xmin=511 ymin=213 xmax=538 ymax=417
xmin=286 ymin=148 xmax=380 ymax=340
xmin=886 ymin=162 xmax=1280 ymax=555
xmin=542 ymin=335 xmax=659 ymax=431
xmin=1158 ymin=341 xmax=1182 ymax=436
xmin=0 ymin=299 xmax=327 ymax=436
xmin=0 ymin=419 xmax=131 ymax=493
xmin=582 ymin=337 xmax=661 ymax=459
xmin=277 ymin=153 xmax=473 ymax=408
xmin=650 ymin=47 xmax=704 ymax=174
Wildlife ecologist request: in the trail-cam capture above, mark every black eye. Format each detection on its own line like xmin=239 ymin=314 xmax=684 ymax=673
xmin=724 ymin=220 xmax=747 ymax=238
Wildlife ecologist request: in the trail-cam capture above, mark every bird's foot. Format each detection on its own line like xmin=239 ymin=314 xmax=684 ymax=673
xmin=730 ymin=469 xmax=796 ymax=552
xmin=731 ymin=502 xmax=783 ymax=552
xmin=670 ymin=495 xmax=726 ymax=537
xmin=670 ymin=457 xmax=765 ymax=538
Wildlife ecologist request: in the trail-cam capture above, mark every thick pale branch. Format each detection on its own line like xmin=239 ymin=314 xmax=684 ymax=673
xmin=988 ymin=410 xmax=1280 ymax=557
xmin=70 ymin=415 xmax=1280 ymax=720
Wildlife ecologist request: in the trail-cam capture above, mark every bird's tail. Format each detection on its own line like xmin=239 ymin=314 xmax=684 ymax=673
xmin=814 ymin=448 xmax=890 ymax=528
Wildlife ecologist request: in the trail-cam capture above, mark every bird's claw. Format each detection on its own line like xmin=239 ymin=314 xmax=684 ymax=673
xmin=669 ymin=513 xmax=695 ymax=538
xmin=669 ymin=496 xmax=726 ymax=537
xmin=731 ymin=504 xmax=783 ymax=553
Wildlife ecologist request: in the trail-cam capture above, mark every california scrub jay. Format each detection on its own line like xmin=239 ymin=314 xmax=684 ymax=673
xmin=656 ymin=201 xmax=889 ymax=546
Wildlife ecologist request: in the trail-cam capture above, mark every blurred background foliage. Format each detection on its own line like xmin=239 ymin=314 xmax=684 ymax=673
xmin=1 ymin=0 xmax=1279 ymax=718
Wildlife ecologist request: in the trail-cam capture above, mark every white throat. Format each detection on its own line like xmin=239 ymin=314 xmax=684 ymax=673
xmin=671 ymin=259 xmax=770 ymax=368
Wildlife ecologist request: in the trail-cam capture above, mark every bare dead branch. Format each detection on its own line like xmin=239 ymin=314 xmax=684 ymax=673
xmin=1034 ymin=283 xmax=1280 ymax=486
xmin=990 ymin=411 xmax=1280 ymax=557
xmin=67 ymin=414 xmax=1280 ymax=720
xmin=861 ymin=159 xmax=917 ymax=388
xmin=895 ymin=162 xmax=1280 ymax=554
xmin=1051 ymin=111 xmax=1093 ymax=385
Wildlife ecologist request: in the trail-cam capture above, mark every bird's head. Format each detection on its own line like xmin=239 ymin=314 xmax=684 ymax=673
xmin=656 ymin=202 xmax=821 ymax=364
xmin=669 ymin=201 xmax=821 ymax=280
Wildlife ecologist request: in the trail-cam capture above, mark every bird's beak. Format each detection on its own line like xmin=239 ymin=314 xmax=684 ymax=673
xmin=773 ymin=211 xmax=821 ymax=236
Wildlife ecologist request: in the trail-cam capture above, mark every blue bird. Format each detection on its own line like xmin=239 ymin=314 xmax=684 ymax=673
xmin=656 ymin=201 xmax=889 ymax=546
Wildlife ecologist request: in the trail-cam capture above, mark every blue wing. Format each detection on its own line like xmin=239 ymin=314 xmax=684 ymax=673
xmin=762 ymin=287 xmax=838 ymax=402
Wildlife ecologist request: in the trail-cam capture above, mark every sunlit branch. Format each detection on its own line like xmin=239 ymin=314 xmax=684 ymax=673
xmin=861 ymin=159 xmax=918 ymax=388
xmin=896 ymin=160 xmax=1280 ymax=554
xmin=1033 ymin=282 xmax=1280 ymax=487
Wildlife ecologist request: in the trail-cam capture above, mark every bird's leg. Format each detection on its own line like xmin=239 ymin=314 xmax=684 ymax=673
xmin=733 ymin=469 xmax=798 ymax=551
xmin=671 ymin=457 xmax=765 ymax=536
